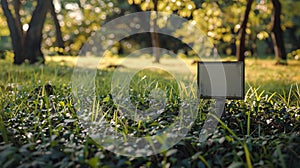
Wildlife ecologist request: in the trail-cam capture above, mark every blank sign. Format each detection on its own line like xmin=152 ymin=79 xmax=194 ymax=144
xmin=198 ymin=61 xmax=244 ymax=99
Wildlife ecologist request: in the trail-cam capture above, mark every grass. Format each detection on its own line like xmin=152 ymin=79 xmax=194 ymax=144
xmin=0 ymin=56 xmax=299 ymax=167
xmin=46 ymin=55 xmax=300 ymax=92
xmin=244 ymin=59 xmax=300 ymax=93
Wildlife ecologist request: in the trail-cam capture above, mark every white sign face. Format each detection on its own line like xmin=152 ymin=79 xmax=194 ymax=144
xmin=198 ymin=62 xmax=244 ymax=99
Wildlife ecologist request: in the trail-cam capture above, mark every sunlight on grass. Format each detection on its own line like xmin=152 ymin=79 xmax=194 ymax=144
xmin=0 ymin=56 xmax=299 ymax=167
xmin=45 ymin=55 xmax=300 ymax=92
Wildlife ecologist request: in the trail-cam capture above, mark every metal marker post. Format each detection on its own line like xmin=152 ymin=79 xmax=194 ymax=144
xmin=215 ymin=97 xmax=226 ymax=121
xmin=198 ymin=61 xmax=244 ymax=143
xmin=199 ymin=97 xmax=226 ymax=143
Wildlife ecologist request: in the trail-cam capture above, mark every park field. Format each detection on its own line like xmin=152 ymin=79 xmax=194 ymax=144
xmin=0 ymin=56 xmax=299 ymax=167
xmin=45 ymin=55 xmax=300 ymax=92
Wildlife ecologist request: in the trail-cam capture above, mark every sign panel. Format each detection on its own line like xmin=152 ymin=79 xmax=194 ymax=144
xmin=198 ymin=61 xmax=244 ymax=99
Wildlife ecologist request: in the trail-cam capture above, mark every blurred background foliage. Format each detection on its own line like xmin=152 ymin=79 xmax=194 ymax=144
xmin=0 ymin=0 xmax=300 ymax=60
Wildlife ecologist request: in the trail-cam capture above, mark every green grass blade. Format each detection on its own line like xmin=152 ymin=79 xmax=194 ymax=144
xmin=243 ymin=143 xmax=253 ymax=168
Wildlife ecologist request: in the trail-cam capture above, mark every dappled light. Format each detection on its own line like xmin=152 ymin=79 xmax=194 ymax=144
xmin=0 ymin=0 xmax=299 ymax=167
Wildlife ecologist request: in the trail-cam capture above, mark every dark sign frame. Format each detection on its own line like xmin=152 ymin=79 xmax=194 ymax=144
xmin=197 ymin=61 xmax=245 ymax=100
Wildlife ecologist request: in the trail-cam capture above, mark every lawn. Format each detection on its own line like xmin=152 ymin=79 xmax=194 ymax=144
xmin=0 ymin=56 xmax=299 ymax=167
xmin=46 ymin=55 xmax=300 ymax=93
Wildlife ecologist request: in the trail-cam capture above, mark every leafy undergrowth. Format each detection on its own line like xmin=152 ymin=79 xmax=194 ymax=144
xmin=0 ymin=61 xmax=299 ymax=167
xmin=0 ymin=82 xmax=299 ymax=167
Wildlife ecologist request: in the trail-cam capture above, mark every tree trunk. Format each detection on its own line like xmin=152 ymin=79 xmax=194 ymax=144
xmin=50 ymin=0 xmax=64 ymax=53
xmin=151 ymin=0 xmax=160 ymax=63
xmin=230 ymin=28 xmax=237 ymax=55
xmin=1 ymin=0 xmax=24 ymax=64
xmin=24 ymin=0 xmax=51 ymax=64
xmin=236 ymin=0 xmax=253 ymax=61
xmin=265 ymin=37 xmax=275 ymax=55
xmin=13 ymin=0 xmax=23 ymax=38
xmin=271 ymin=0 xmax=287 ymax=65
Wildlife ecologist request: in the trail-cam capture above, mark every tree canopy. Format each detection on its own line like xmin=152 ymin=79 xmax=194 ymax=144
xmin=0 ymin=0 xmax=300 ymax=64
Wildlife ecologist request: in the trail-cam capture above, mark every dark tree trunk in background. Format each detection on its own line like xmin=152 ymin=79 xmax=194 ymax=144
xmin=271 ymin=0 xmax=287 ymax=65
xmin=50 ymin=0 xmax=64 ymax=53
xmin=265 ymin=37 xmax=275 ymax=54
xmin=13 ymin=0 xmax=23 ymax=39
xmin=25 ymin=0 xmax=51 ymax=64
xmin=151 ymin=0 xmax=160 ymax=63
xmin=230 ymin=28 xmax=237 ymax=55
xmin=13 ymin=0 xmax=25 ymax=62
xmin=1 ymin=0 xmax=51 ymax=64
xmin=1 ymin=0 xmax=24 ymax=64
xmin=236 ymin=0 xmax=253 ymax=61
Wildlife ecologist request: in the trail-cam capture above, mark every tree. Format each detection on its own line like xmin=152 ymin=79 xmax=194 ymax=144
xmin=128 ymin=0 xmax=161 ymax=62
xmin=123 ymin=0 xmax=299 ymax=62
xmin=128 ymin=0 xmax=196 ymax=62
xmin=51 ymin=0 xmax=116 ymax=55
xmin=236 ymin=0 xmax=254 ymax=61
xmin=151 ymin=0 xmax=160 ymax=63
xmin=1 ymin=0 xmax=51 ymax=64
xmin=1 ymin=0 xmax=24 ymax=64
xmin=50 ymin=0 xmax=64 ymax=53
xmin=271 ymin=0 xmax=287 ymax=65
xmin=235 ymin=0 xmax=288 ymax=63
